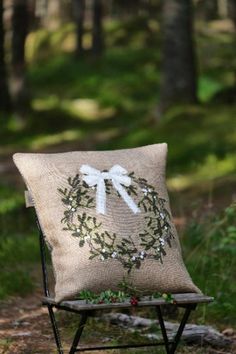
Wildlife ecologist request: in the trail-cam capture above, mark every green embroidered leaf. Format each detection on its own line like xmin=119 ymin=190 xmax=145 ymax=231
xmin=79 ymin=240 xmax=85 ymax=247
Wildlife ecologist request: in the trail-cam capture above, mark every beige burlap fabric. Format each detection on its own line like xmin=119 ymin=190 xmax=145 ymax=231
xmin=13 ymin=144 xmax=200 ymax=302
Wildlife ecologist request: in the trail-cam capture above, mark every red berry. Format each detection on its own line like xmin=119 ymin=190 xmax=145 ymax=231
xmin=130 ymin=296 xmax=138 ymax=306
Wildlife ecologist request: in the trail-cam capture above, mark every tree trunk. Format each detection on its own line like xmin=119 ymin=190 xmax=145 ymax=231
xmin=92 ymin=0 xmax=104 ymax=55
xmin=198 ymin=0 xmax=218 ymax=20
xmin=74 ymin=0 xmax=86 ymax=56
xmin=103 ymin=313 xmax=233 ymax=348
xmin=11 ymin=0 xmax=29 ymax=120
xmin=159 ymin=0 xmax=198 ymax=113
xmin=228 ymin=0 xmax=236 ymax=29
xmin=217 ymin=0 xmax=228 ymax=17
xmin=0 ymin=0 xmax=11 ymax=112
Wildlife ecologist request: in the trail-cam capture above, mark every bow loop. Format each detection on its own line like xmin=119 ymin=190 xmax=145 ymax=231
xmin=80 ymin=164 xmax=100 ymax=176
xmin=80 ymin=164 xmax=140 ymax=215
xmin=109 ymin=165 xmax=131 ymax=186
xmin=109 ymin=164 xmax=127 ymax=175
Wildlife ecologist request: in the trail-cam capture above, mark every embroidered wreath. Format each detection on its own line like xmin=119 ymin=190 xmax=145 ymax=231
xmin=58 ymin=166 xmax=174 ymax=273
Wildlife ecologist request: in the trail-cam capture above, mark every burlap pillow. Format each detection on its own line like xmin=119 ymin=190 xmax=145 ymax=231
xmin=13 ymin=143 xmax=200 ymax=302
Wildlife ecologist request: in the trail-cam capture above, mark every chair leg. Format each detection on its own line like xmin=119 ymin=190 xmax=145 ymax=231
xmin=47 ymin=305 xmax=64 ymax=354
xmin=156 ymin=306 xmax=170 ymax=354
xmin=169 ymin=304 xmax=196 ymax=354
xmin=69 ymin=312 xmax=88 ymax=354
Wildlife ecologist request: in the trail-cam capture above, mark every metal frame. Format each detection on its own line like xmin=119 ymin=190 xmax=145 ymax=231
xmin=36 ymin=215 xmax=197 ymax=354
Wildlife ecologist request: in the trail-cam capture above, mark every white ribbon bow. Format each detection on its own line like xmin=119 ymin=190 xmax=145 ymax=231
xmin=80 ymin=164 xmax=140 ymax=215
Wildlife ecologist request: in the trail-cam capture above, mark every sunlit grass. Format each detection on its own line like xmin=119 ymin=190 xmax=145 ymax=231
xmin=61 ymin=99 xmax=116 ymax=121
xmin=29 ymin=129 xmax=83 ymax=150
xmin=168 ymin=154 xmax=236 ymax=191
xmin=198 ymin=76 xmax=223 ymax=102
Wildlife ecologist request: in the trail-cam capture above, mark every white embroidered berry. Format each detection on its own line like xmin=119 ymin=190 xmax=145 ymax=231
xmin=71 ymin=208 xmax=75 ymax=212
xmin=142 ymin=188 xmax=148 ymax=195
xmin=76 ymin=228 xmax=80 ymax=233
xmin=102 ymin=249 xmax=106 ymax=253
xmin=131 ymin=256 xmax=136 ymax=261
xmin=68 ymin=205 xmax=72 ymax=210
xmin=69 ymin=197 xmax=73 ymax=201
xmin=111 ymin=252 xmax=117 ymax=258
xmin=100 ymin=255 xmax=105 ymax=261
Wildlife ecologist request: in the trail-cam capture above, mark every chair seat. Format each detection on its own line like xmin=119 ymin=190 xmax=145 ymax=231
xmin=42 ymin=293 xmax=213 ymax=312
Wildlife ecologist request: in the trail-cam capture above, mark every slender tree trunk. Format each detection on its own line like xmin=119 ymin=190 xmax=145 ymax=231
xmin=159 ymin=0 xmax=198 ymax=113
xmin=217 ymin=0 xmax=228 ymax=17
xmin=92 ymin=0 xmax=104 ymax=55
xmin=228 ymin=0 xmax=236 ymax=29
xmin=74 ymin=0 xmax=86 ymax=56
xmin=199 ymin=0 xmax=218 ymax=20
xmin=228 ymin=0 xmax=236 ymax=95
xmin=11 ymin=0 xmax=29 ymax=120
xmin=0 ymin=0 xmax=11 ymax=112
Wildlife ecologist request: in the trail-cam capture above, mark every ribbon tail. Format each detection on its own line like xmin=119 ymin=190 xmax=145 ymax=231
xmin=96 ymin=179 xmax=106 ymax=214
xmin=112 ymin=180 xmax=140 ymax=214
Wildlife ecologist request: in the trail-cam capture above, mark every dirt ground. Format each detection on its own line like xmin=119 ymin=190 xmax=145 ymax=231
xmin=0 ymin=291 xmax=236 ymax=354
xmin=0 ymin=292 xmax=56 ymax=354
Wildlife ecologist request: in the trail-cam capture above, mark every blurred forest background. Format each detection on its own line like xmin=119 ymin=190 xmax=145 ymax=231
xmin=0 ymin=0 xmax=236 ymax=353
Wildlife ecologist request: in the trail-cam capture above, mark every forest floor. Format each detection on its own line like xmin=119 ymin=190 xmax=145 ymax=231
xmin=0 ymin=289 xmax=236 ymax=354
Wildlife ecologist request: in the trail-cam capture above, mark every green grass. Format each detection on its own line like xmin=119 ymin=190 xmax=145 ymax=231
xmin=183 ymin=204 xmax=236 ymax=326
xmin=0 ymin=233 xmax=38 ymax=298
xmin=0 ymin=183 xmax=39 ymax=299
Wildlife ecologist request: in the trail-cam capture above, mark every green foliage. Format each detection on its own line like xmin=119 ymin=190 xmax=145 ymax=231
xmin=0 ymin=271 xmax=33 ymax=299
xmin=78 ymin=289 xmax=127 ymax=304
xmin=0 ymin=234 xmax=39 ymax=299
xmin=0 ymin=182 xmax=39 ymax=299
xmin=0 ymin=183 xmax=24 ymax=215
xmin=119 ymin=278 xmax=174 ymax=303
xmin=183 ymin=203 xmax=236 ymax=325
xmin=78 ymin=287 xmax=173 ymax=305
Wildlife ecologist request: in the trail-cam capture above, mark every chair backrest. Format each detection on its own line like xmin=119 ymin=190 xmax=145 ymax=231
xmin=25 ymin=190 xmax=51 ymax=297
xmin=24 ymin=190 xmax=34 ymax=208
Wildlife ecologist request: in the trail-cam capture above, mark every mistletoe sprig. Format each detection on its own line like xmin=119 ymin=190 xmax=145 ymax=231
xmin=126 ymin=173 xmax=174 ymax=264
xmin=77 ymin=289 xmax=174 ymax=306
xmin=78 ymin=276 xmax=175 ymax=305
xmin=58 ymin=170 xmax=174 ymax=272
xmin=118 ymin=277 xmax=173 ymax=303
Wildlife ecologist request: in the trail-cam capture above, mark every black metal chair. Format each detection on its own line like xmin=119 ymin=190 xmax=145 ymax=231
xmin=25 ymin=191 xmax=213 ymax=354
